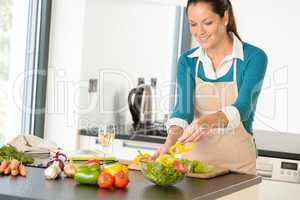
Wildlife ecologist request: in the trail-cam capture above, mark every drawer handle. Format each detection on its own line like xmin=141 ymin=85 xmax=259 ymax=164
xmin=122 ymin=141 xmax=160 ymax=151
xmin=256 ymin=170 xmax=272 ymax=178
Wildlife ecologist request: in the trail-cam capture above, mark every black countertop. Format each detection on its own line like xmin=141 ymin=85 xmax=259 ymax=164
xmin=0 ymin=167 xmax=261 ymax=200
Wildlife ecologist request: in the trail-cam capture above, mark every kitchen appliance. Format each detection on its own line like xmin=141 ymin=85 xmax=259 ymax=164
xmin=128 ymin=78 xmax=157 ymax=128
xmin=257 ymin=156 xmax=300 ymax=184
xmin=255 ymin=130 xmax=300 ymax=184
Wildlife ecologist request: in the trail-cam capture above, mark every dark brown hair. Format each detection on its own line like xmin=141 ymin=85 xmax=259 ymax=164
xmin=186 ymin=0 xmax=241 ymax=41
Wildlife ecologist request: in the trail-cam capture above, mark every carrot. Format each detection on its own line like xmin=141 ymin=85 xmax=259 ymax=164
xmin=0 ymin=160 xmax=9 ymax=174
xmin=4 ymin=165 xmax=11 ymax=175
xmin=19 ymin=164 xmax=27 ymax=177
xmin=10 ymin=159 xmax=19 ymax=170
xmin=11 ymin=169 xmax=19 ymax=176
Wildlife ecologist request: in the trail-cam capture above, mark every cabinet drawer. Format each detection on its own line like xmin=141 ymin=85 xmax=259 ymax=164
xmin=78 ymin=135 xmax=162 ymax=160
xmin=114 ymin=139 xmax=160 ymax=160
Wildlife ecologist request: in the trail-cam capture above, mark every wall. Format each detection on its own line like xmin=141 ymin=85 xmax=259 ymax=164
xmin=232 ymin=0 xmax=300 ymax=134
xmin=149 ymin=0 xmax=187 ymax=5
xmin=78 ymin=0 xmax=179 ymax=128
xmin=44 ymin=0 xmax=185 ymax=150
xmin=43 ymin=0 xmax=86 ymax=150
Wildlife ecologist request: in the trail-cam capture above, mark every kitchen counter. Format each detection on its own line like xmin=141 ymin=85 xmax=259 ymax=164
xmin=0 ymin=167 xmax=261 ymax=200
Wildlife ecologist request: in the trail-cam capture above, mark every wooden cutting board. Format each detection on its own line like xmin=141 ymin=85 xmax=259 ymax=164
xmin=119 ymin=160 xmax=230 ymax=179
xmin=186 ymin=167 xmax=230 ymax=179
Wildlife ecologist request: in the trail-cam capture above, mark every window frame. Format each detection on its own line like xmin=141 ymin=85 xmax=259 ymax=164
xmin=21 ymin=0 xmax=52 ymax=138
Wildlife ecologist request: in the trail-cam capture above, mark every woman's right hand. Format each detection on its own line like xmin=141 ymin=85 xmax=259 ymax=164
xmin=151 ymin=143 xmax=171 ymax=160
xmin=152 ymin=125 xmax=183 ymax=160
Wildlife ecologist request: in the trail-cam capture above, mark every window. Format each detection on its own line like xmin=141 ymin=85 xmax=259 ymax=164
xmin=0 ymin=0 xmax=13 ymax=143
xmin=0 ymin=0 xmax=51 ymax=145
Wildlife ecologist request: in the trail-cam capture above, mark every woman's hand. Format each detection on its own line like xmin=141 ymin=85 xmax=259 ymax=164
xmin=178 ymin=112 xmax=229 ymax=144
xmin=151 ymin=143 xmax=172 ymax=160
xmin=152 ymin=125 xmax=183 ymax=160
xmin=178 ymin=119 xmax=209 ymax=144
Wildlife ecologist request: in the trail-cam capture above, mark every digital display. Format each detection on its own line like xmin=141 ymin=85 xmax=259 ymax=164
xmin=281 ymin=162 xmax=298 ymax=171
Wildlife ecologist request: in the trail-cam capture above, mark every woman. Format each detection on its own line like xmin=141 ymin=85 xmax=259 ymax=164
xmin=153 ymin=0 xmax=267 ymax=175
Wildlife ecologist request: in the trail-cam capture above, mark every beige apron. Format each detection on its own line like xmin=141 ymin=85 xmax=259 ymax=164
xmin=182 ymin=58 xmax=257 ymax=175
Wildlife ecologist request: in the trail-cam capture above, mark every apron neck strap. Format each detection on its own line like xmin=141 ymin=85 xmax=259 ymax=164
xmin=195 ymin=58 xmax=238 ymax=82
xmin=233 ymin=59 xmax=237 ymax=82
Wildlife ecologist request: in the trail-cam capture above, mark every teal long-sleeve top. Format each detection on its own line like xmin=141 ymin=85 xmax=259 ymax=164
xmin=170 ymin=42 xmax=268 ymax=135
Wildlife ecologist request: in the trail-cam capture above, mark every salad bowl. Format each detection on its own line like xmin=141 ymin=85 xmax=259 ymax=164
xmin=140 ymin=159 xmax=186 ymax=186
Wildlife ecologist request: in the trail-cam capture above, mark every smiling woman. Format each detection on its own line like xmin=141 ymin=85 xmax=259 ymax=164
xmin=154 ymin=0 xmax=268 ymax=175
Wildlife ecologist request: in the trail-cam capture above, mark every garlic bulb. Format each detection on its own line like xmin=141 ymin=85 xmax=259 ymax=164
xmin=44 ymin=161 xmax=62 ymax=179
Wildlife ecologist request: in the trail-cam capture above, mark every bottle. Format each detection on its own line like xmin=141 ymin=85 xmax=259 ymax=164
xmin=150 ymin=78 xmax=157 ymax=124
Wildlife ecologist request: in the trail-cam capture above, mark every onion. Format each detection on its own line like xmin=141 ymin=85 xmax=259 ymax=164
xmin=63 ymin=162 xmax=76 ymax=178
xmin=47 ymin=152 xmax=67 ymax=171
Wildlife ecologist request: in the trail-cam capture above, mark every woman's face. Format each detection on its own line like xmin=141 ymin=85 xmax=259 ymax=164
xmin=187 ymin=2 xmax=229 ymax=51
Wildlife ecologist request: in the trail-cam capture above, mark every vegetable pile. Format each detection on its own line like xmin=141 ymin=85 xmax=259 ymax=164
xmin=0 ymin=145 xmax=34 ymax=164
xmin=73 ymin=161 xmax=129 ymax=189
xmin=0 ymin=159 xmax=27 ymax=177
xmin=43 ymin=152 xmax=130 ymax=190
xmin=74 ymin=162 xmax=129 ymax=189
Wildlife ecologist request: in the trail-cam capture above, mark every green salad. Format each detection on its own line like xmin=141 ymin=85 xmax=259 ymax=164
xmin=142 ymin=161 xmax=184 ymax=186
xmin=136 ymin=143 xmax=213 ymax=186
xmin=181 ymin=159 xmax=213 ymax=173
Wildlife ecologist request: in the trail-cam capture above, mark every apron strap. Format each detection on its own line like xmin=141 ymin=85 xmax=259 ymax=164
xmin=233 ymin=59 xmax=237 ymax=82
xmin=195 ymin=57 xmax=238 ymax=83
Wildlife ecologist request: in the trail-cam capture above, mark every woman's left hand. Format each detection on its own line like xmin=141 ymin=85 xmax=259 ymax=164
xmin=178 ymin=119 xmax=209 ymax=144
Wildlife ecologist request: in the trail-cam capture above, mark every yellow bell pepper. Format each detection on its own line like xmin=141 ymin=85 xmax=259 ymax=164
xmin=169 ymin=142 xmax=193 ymax=156
xmin=103 ymin=163 xmax=128 ymax=176
xmin=133 ymin=151 xmax=151 ymax=164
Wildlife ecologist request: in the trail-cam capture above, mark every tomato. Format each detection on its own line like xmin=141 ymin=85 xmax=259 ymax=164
xmin=114 ymin=171 xmax=129 ymax=189
xmin=98 ymin=172 xmax=115 ymax=188
xmin=173 ymin=160 xmax=187 ymax=173
xmin=85 ymin=159 xmax=101 ymax=165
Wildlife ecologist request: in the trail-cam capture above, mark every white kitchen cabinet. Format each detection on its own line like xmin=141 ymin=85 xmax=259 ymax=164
xmin=78 ymin=135 xmax=160 ymax=160
xmin=77 ymin=135 xmax=95 ymax=150
xmin=112 ymin=139 xmax=160 ymax=160
xmin=257 ymin=179 xmax=300 ymax=200
xmin=218 ymin=179 xmax=300 ymax=200
xmin=218 ymin=185 xmax=259 ymax=200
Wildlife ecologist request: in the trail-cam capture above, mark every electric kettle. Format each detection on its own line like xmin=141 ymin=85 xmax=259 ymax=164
xmin=128 ymin=78 xmax=157 ymax=127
